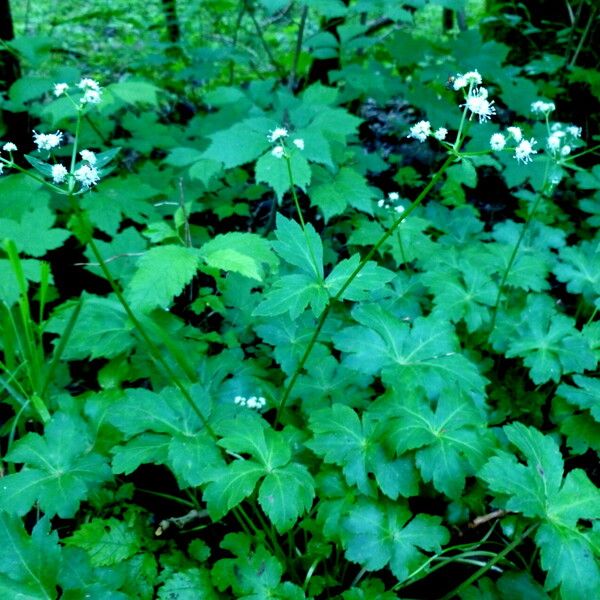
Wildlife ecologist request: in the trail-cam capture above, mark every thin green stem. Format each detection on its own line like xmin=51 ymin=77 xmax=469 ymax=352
xmin=274 ymin=156 xmax=454 ymax=427
xmin=439 ymin=523 xmax=538 ymax=600
xmin=489 ymin=161 xmax=551 ymax=335
xmin=289 ymin=6 xmax=308 ymax=90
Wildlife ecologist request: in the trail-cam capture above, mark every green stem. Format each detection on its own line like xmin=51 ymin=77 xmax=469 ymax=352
xmin=439 ymin=523 xmax=538 ymax=600
xmin=289 ymin=6 xmax=308 ymax=90
xmin=274 ymin=156 xmax=454 ymax=426
xmin=489 ymin=161 xmax=550 ymax=335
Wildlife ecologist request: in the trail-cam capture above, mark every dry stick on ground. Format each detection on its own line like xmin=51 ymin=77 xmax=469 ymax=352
xmin=155 ymin=509 xmax=209 ymax=536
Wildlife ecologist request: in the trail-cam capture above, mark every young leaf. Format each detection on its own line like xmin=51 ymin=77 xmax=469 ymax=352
xmin=0 ymin=413 xmax=111 ymax=518
xmin=65 ymin=518 xmax=141 ymax=567
xmin=125 ymin=245 xmax=200 ymax=312
xmin=343 ymin=498 xmax=449 ymax=583
xmin=157 ymin=568 xmax=219 ymax=599
xmin=199 ymin=232 xmax=278 ymax=281
xmin=556 ymin=375 xmax=600 ymax=421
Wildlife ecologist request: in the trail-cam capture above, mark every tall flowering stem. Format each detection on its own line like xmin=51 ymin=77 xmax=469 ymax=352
xmin=274 ymin=155 xmax=455 ymax=427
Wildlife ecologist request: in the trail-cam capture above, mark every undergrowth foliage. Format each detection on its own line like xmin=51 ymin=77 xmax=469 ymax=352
xmin=0 ymin=2 xmax=599 ymax=598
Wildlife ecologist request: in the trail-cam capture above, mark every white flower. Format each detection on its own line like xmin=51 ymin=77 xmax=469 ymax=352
xmin=271 ymin=145 xmax=285 ymax=159
xmin=74 ymin=164 xmax=100 ymax=187
xmin=293 ymin=138 xmax=304 ymax=150
xmin=77 ymin=78 xmax=101 ymax=92
xmin=547 ymin=132 xmax=564 ymax=152
xmin=453 ymin=75 xmax=468 ymax=90
xmin=566 ymin=125 xmax=581 ymax=138
xmin=80 ymin=149 xmax=97 ymax=164
xmin=268 ymin=127 xmax=288 ymax=143
xmin=2 ymin=142 xmax=17 ymax=152
xmin=54 ymin=83 xmax=69 ymax=97
xmin=490 ymin=133 xmax=506 ymax=151
xmin=388 ymin=192 xmax=400 ymax=201
xmin=394 ymin=205 xmax=405 ymax=214
xmin=514 ymin=138 xmax=537 ymax=164
xmin=377 ymin=199 xmax=385 ymax=208
xmin=408 ymin=120 xmax=431 ymax=142
xmin=507 ymin=127 xmax=522 ymax=142
xmin=464 ymin=87 xmax=495 ymax=122
xmin=51 ymin=163 xmax=68 ymax=183
xmin=560 ymin=145 xmax=571 ymax=157
xmin=531 ymin=100 xmax=555 ymax=115
xmin=234 ymin=395 xmax=265 ymax=410
xmin=33 ymin=130 xmax=63 ymax=151
xmin=81 ymin=89 xmax=102 ymax=105
xmin=434 ymin=127 xmax=448 ymax=141
xmin=463 ymin=70 xmax=482 ymax=86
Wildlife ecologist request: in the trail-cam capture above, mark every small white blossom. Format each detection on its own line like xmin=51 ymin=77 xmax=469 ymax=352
xmin=566 ymin=125 xmax=581 ymax=138
xmin=531 ymin=100 xmax=555 ymax=115
xmin=81 ymin=88 xmax=102 ymax=105
xmin=490 ymin=133 xmax=506 ymax=151
xmin=394 ymin=205 xmax=405 ymax=214
xmin=268 ymin=127 xmax=288 ymax=143
xmin=293 ymin=138 xmax=304 ymax=150
xmin=77 ymin=78 xmax=101 ymax=92
xmin=54 ymin=83 xmax=69 ymax=97
xmin=80 ymin=149 xmax=97 ymax=164
xmin=51 ymin=163 xmax=68 ymax=183
xmin=560 ymin=145 xmax=571 ymax=157
xmin=547 ymin=132 xmax=564 ymax=152
xmin=507 ymin=127 xmax=522 ymax=143
xmin=271 ymin=145 xmax=285 ymax=159
xmin=514 ymin=138 xmax=537 ymax=164
xmin=453 ymin=75 xmax=468 ymax=90
xmin=408 ymin=120 xmax=431 ymax=142
xmin=33 ymin=130 xmax=63 ymax=151
xmin=74 ymin=164 xmax=100 ymax=187
xmin=434 ymin=127 xmax=448 ymax=141
xmin=377 ymin=199 xmax=385 ymax=208
xmin=2 ymin=142 xmax=17 ymax=152
xmin=388 ymin=192 xmax=400 ymax=201
xmin=464 ymin=87 xmax=495 ymax=122
xmin=234 ymin=395 xmax=266 ymax=410
xmin=463 ymin=70 xmax=482 ymax=86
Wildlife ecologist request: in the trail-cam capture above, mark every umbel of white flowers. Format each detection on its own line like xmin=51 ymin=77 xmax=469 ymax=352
xmin=267 ymin=126 xmax=305 ymax=159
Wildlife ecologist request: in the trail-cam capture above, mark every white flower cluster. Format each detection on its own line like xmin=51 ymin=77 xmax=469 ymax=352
xmin=531 ymin=100 xmax=555 ymax=116
xmin=452 ymin=70 xmax=483 ymax=90
xmin=488 ymin=127 xmax=537 ymax=164
xmin=377 ymin=191 xmax=405 ymax=214
xmin=546 ymin=123 xmax=581 ymax=158
xmin=53 ymin=77 xmax=103 ymax=106
xmin=267 ymin=126 xmax=304 ymax=159
xmin=463 ymin=86 xmax=496 ymax=123
xmin=234 ymin=395 xmax=267 ymax=410
xmin=33 ymin=130 xmax=64 ymax=151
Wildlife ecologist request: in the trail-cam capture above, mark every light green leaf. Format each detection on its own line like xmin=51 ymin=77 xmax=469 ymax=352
xmin=125 ymin=245 xmax=199 ymax=312
xmin=199 ymin=232 xmax=277 ymax=281
xmin=272 ymin=214 xmax=323 ymax=279
xmin=324 ymin=254 xmax=394 ymax=301
xmin=255 ymin=150 xmax=312 ymax=202
xmin=108 ymin=80 xmax=160 ymax=106
xmin=65 ymin=518 xmax=141 ymax=567
xmin=203 ymin=119 xmax=270 ymax=168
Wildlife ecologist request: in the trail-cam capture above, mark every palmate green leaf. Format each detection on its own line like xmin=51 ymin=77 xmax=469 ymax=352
xmin=125 ymin=245 xmax=199 ymax=312
xmin=343 ymin=498 xmax=449 ymax=583
xmin=272 ymin=214 xmax=324 ymax=278
xmin=554 ymin=240 xmax=600 ymax=304
xmin=108 ymin=388 xmax=223 ymax=487
xmin=0 ymin=413 xmax=111 ymax=518
xmin=0 ymin=206 xmax=69 ymax=257
xmin=557 ymin=375 xmax=600 ymax=421
xmin=479 ymin=423 xmax=600 ymax=599
xmin=255 ymin=150 xmax=312 ymax=202
xmin=0 ymin=515 xmax=60 ymax=600
xmin=199 ymin=232 xmax=278 ymax=281
xmin=205 ymin=415 xmax=315 ymax=532
xmin=377 ymin=391 xmax=492 ymax=498
xmin=253 ymin=273 xmax=328 ymax=319
xmin=505 ymin=295 xmax=596 ymax=384
xmin=307 ymin=404 xmax=418 ymax=498
xmin=334 ymin=304 xmax=487 ymax=394
xmin=310 ymin=167 xmax=374 ymax=222
xmin=65 ymin=518 xmax=141 ymax=567
xmin=107 ymin=80 xmax=160 ymax=106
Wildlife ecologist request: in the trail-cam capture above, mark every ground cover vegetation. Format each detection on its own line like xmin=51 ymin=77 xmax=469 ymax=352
xmin=0 ymin=0 xmax=599 ymax=597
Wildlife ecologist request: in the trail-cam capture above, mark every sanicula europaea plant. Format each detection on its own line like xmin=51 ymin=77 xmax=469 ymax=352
xmin=0 ymin=5 xmax=599 ymax=598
